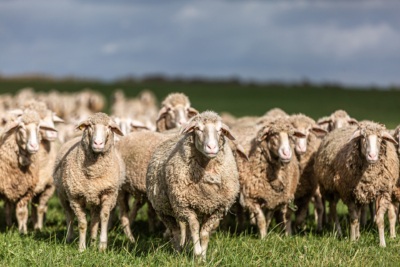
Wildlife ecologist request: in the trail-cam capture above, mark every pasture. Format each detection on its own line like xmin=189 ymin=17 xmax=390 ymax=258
xmin=0 ymin=78 xmax=399 ymax=266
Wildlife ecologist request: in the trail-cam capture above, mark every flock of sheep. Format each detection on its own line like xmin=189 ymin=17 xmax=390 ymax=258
xmin=0 ymin=88 xmax=400 ymax=260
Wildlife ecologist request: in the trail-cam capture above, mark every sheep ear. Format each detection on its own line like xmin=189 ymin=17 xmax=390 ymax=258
xmin=4 ymin=121 xmax=20 ymax=134
xmin=236 ymin=144 xmax=249 ymax=162
xmin=109 ymin=122 xmax=124 ymax=136
xmin=311 ymin=124 xmax=328 ymax=134
xmin=52 ymin=113 xmax=65 ymax=123
xmin=258 ymin=127 xmax=270 ymax=141
xmin=156 ymin=107 xmax=169 ymax=122
xmin=130 ymin=120 xmax=150 ymax=131
xmin=75 ymin=120 xmax=90 ymax=132
xmin=179 ymin=121 xmax=196 ymax=135
xmin=317 ymin=116 xmax=332 ymax=125
xmin=347 ymin=130 xmax=362 ymax=143
xmin=382 ymin=132 xmax=398 ymax=145
xmin=7 ymin=109 xmax=24 ymax=117
xmin=40 ymin=121 xmax=58 ymax=132
xmin=221 ymin=123 xmax=236 ymax=140
xmin=187 ymin=107 xmax=198 ymax=118
xmin=293 ymin=129 xmax=307 ymax=138
xmin=348 ymin=118 xmax=359 ymax=126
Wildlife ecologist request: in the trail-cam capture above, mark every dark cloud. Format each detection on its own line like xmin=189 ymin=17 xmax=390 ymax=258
xmin=0 ymin=0 xmax=399 ymax=86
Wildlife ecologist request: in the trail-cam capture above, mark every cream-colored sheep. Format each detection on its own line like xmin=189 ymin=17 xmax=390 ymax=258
xmin=53 ymin=113 xmax=127 ymax=251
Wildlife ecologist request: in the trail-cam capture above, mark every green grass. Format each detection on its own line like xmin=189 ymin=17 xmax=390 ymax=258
xmin=1 ymin=79 xmax=400 ymax=266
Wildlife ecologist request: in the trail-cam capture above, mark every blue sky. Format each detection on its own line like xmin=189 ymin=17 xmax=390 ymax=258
xmin=1 ymin=0 xmax=400 ymax=86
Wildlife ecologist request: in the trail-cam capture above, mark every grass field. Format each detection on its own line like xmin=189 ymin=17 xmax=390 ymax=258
xmin=0 ymin=79 xmax=400 ymax=266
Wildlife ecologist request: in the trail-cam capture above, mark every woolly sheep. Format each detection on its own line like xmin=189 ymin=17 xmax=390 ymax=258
xmin=0 ymin=109 xmax=57 ymax=233
xmin=22 ymin=100 xmax=65 ymax=230
xmin=232 ymin=117 xmax=305 ymax=237
xmin=314 ymin=122 xmax=398 ymax=246
xmin=53 ymin=113 xmax=126 ymax=251
xmin=286 ymin=114 xmax=327 ymax=232
xmin=115 ymin=131 xmax=174 ymax=238
xmin=146 ymin=111 xmax=244 ymax=259
xmin=317 ymin=110 xmax=358 ymax=132
xmin=155 ymin=93 xmax=198 ymax=132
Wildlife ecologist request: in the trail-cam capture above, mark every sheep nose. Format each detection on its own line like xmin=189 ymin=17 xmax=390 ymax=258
xmin=282 ymin=148 xmax=291 ymax=157
xmin=178 ymin=120 xmax=185 ymax=126
xmin=298 ymin=145 xmax=306 ymax=151
xmin=94 ymin=140 xmax=104 ymax=146
xmin=29 ymin=143 xmax=38 ymax=150
xmin=368 ymin=153 xmax=377 ymax=159
xmin=207 ymin=144 xmax=217 ymax=150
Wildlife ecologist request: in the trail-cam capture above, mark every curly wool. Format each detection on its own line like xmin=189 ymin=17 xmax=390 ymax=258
xmin=264 ymin=108 xmax=288 ymax=119
xmin=88 ymin=112 xmax=111 ymax=126
xmin=331 ymin=109 xmax=350 ymax=119
xmin=315 ymin=123 xmax=399 ymax=206
xmin=161 ymin=93 xmax=190 ymax=108
xmin=21 ymin=110 xmax=41 ymax=125
xmin=190 ymin=110 xmax=221 ymax=125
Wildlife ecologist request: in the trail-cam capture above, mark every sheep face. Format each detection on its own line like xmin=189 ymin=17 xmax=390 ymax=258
xmin=3 ymin=113 xmax=58 ymax=154
xmin=157 ymin=104 xmax=198 ymax=130
xmin=180 ymin=114 xmax=236 ymax=159
xmin=291 ymin=120 xmax=327 ymax=155
xmin=76 ymin=113 xmax=124 ymax=153
xmin=348 ymin=126 xmax=398 ymax=164
xmin=40 ymin=110 xmax=64 ymax=141
xmin=258 ymin=120 xmax=306 ymax=163
xmin=318 ymin=110 xmax=358 ymax=131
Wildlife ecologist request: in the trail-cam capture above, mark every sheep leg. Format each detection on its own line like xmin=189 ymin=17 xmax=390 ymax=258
xmin=186 ymin=212 xmax=202 ymax=257
xmin=90 ymin=206 xmax=101 ymax=244
xmin=322 ymin=197 xmax=328 ymax=224
xmin=283 ymin=205 xmax=291 ymax=236
xmin=108 ymin=208 xmax=116 ymax=230
xmin=129 ymin=198 xmax=145 ymax=228
xmin=369 ymin=201 xmax=375 ymax=223
xmin=147 ymin=200 xmax=156 ymax=232
xmin=70 ymin=200 xmax=87 ymax=251
xmin=99 ymin=194 xmax=115 ymax=251
xmin=200 ymin=212 xmax=221 ymax=260
xmin=36 ymin=184 xmax=55 ymax=230
xmin=179 ymin=221 xmax=187 ymax=248
xmin=31 ymin=195 xmax=39 ymax=229
xmin=158 ymin=213 xmax=181 ymax=253
xmin=388 ymin=202 xmax=397 ymax=239
xmin=117 ymin=191 xmax=135 ymax=243
xmin=4 ymin=201 xmax=13 ymax=227
xmin=235 ymin=203 xmax=245 ymax=230
xmin=329 ymin=199 xmax=342 ymax=236
xmin=360 ymin=204 xmax=368 ymax=227
xmin=15 ymin=199 xmax=29 ymax=234
xmin=313 ymin=189 xmax=324 ymax=232
xmin=60 ymin=198 xmax=75 ymax=243
xmin=376 ymin=194 xmax=389 ymax=247
xmin=255 ymin=205 xmax=267 ymax=239
xmin=347 ymin=202 xmax=359 ymax=241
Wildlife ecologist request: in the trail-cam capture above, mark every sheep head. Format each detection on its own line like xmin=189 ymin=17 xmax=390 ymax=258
xmin=290 ymin=114 xmax=327 ymax=155
xmin=3 ymin=109 xmax=57 ymax=155
xmin=318 ymin=110 xmax=358 ymax=131
xmin=112 ymin=116 xmax=149 ymax=136
xmin=76 ymin=112 xmax=123 ymax=153
xmin=156 ymin=93 xmax=198 ymax=130
xmin=258 ymin=118 xmax=306 ymax=163
xmin=180 ymin=110 xmax=249 ymax=161
xmin=347 ymin=122 xmax=397 ymax=164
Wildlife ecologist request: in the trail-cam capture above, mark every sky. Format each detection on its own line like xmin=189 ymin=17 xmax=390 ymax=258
xmin=1 ymin=0 xmax=400 ymax=86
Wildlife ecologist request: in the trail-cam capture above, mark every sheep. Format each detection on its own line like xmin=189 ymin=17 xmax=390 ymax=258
xmin=146 ymin=111 xmax=244 ymax=259
xmin=115 ymin=131 xmax=174 ymax=238
xmin=231 ymin=117 xmax=305 ymax=237
xmin=220 ymin=112 xmax=236 ymax=127
xmin=0 ymin=109 xmax=57 ymax=233
xmin=314 ymin=122 xmax=398 ymax=246
xmin=156 ymin=93 xmax=198 ymax=132
xmin=286 ymin=114 xmax=327 ymax=232
xmin=264 ymin=108 xmax=289 ymax=119
xmin=317 ymin=110 xmax=358 ymax=132
xmin=387 ymin=125 xmax=400 ymax=238
xmin=24 ymin=101 xmax=65 ymax=229
xmin=53 ymin=112 xmax=126 ymax=251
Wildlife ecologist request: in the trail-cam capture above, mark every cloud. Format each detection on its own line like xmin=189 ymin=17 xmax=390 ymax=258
xmin=0 ymin=0 xmax=399 ymax=86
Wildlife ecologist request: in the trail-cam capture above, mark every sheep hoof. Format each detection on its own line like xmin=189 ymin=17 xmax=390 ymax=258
xmin=79 ymin=246 xmax=86 ymax=252
xmin=99 ymin=242 xmax=107 ymax=251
